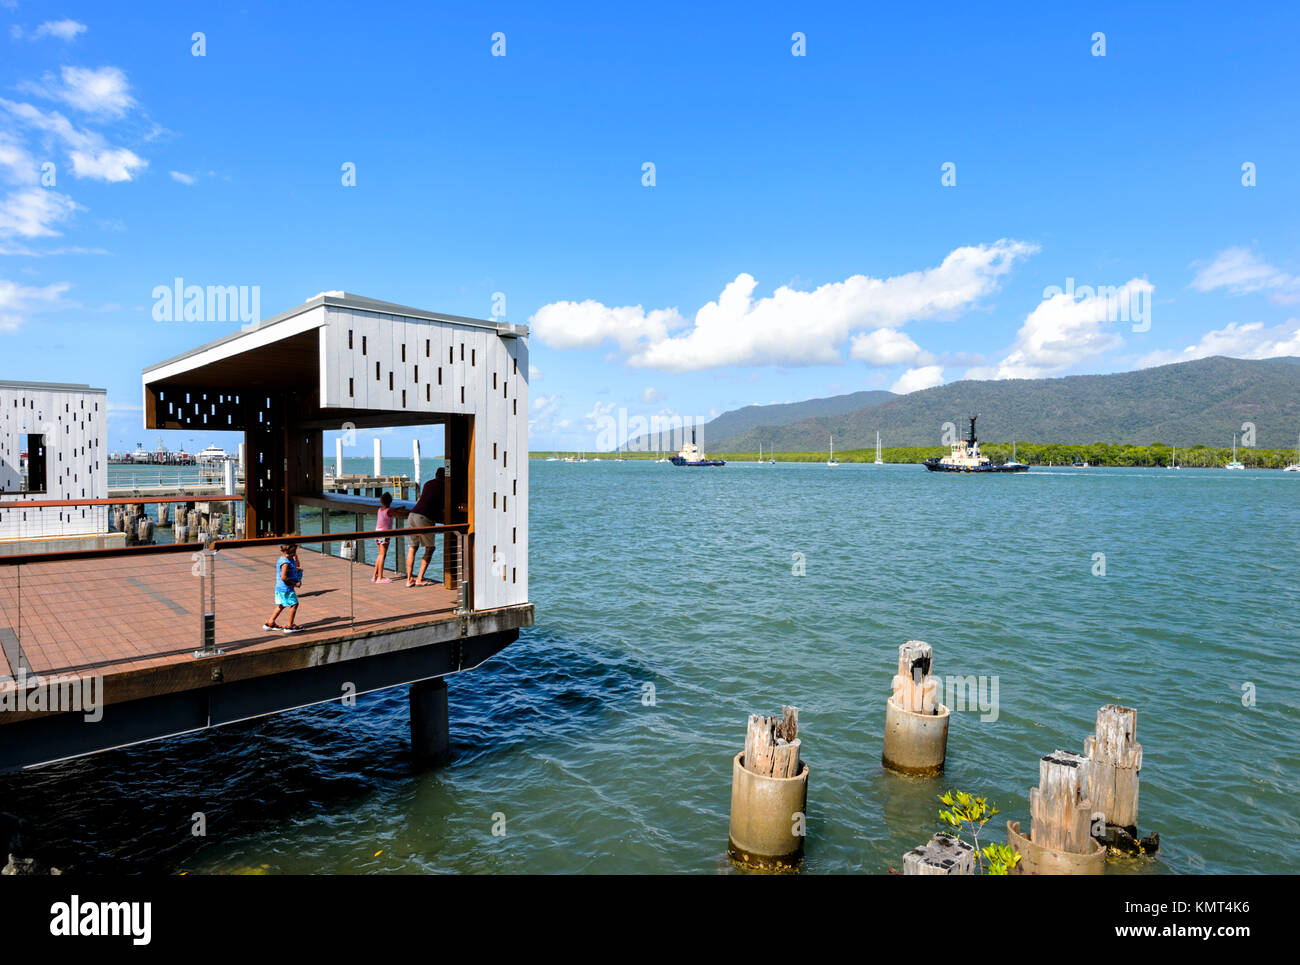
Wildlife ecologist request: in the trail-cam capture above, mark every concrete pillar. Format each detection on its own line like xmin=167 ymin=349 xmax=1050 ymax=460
xmin=410 ymin=676 xmax=450 ymax=765
xmin=373 ymin=437 xmax=382 ymax=478
xmin=335 ymin=437 xmax=344 ymax=479
xmin=412 ymin=438 xmax=421 ymax=486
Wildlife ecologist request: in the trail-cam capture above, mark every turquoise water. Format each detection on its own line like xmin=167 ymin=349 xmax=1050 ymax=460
xmin=5 ymin=461 xmax=1298 ymax=873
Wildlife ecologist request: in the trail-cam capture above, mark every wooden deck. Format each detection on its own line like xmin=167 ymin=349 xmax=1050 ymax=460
xmin=0 ymin=545 xmax=462 ymax=702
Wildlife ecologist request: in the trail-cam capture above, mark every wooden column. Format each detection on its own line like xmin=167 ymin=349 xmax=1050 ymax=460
xmin=1029 ymin=751 xmax=1094 ymax=854
xmin=1084 ymin=704 xmax=1142 ymax=832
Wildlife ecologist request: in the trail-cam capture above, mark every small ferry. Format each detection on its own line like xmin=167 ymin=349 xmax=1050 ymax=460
xmin=1284 ymin=434 xmax=1300 ymax=472
xmin=197 ymin=444 xmax=229 ymax=464
xmin=923 ymin=415 xmax=1028 ymax=473
xmin=670 ymin=429 xmax=725 ymax=467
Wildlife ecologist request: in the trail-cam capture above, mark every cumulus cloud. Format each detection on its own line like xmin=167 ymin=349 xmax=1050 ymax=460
xmin=849 ymin=327 xmax=931 ymax=366
xmin=1137 ymin=319 xmax=1300 ymax=368
xmin=891 ymin=365 xmax=945 ymax=393
xmin=169 ymin=170 xmax=197 ymax=185
xmin=529 ymin=240 xmax=1038 ymax=372
xmin=530 ymin=299 xmax=686 ymax=351
xmin=640 ymin=386 xmax=663 ymax=404
xmin=1191 ymin=247 xmax=1300 ymax=303
xmin=967 ymin=278 xmax=1152 ymax=380
xmin=0 ymin=278 xmax=72 ymax=331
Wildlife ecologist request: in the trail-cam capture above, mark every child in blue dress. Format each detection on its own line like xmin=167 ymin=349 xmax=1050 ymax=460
xmin=264 ymin=542 xmax=304 ymax=633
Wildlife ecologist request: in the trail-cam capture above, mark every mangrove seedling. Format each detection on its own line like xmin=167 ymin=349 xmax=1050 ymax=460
xmin=939 ymin=789 xmax=1003 ymax=874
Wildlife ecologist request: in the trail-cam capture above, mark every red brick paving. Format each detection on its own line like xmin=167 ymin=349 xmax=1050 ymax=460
xmin=0 ymin=546 xmax=457 ymax=687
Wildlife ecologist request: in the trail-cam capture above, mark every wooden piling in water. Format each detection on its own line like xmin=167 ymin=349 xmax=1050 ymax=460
xmin=903 ymin=831 xmax=975 ymax=875
xmin=882 ymin=640 xmax=950 ymax=775
xmin=1008 ymin=748 xmax=1107 ymax=874
xmin=728 ymin=705 xmax=808 ymax=869
xmin=1084 ymin=704 xmax=1158 ymax=854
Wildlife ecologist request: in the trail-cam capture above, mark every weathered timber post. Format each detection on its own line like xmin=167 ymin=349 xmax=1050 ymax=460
xmin=882 ymin=640 xmax=950 ymax=775
xmin=1084 ymin=704 xmax=1158 ymax=854
xmin=137 ymin=517 xmax=155 ymax=544
xmin=175 ymin=522 xmax=189 ymax=543
xmin=409 ymin=676 xmax=450 ymax=765
xmin=159 ymin=505 xmax=171 ymax=526
xmin=728 ymin=706 xmax=808 ymax=869
xmin=903 ymin=831 xmax=975 ymax=875
xmin=1007 ymin=749 xmax=1106 ymax=874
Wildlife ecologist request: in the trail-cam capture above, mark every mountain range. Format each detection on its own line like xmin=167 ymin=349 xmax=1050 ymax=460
xmin=631 ymin=356 xmax=1300 ymax=452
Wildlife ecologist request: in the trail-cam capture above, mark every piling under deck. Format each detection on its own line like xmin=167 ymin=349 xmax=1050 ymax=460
xmin=0 ymin=547 xmax=533 ymax=771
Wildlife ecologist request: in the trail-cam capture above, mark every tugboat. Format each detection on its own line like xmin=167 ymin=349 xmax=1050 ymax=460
xmin=923 ymin=415 xmax=1028 ymax=473
xmin=670 ymin=428 xmax=725 ymax=467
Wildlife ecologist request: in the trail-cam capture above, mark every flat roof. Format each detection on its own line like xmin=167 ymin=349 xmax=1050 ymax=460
xmin=0 ymin=380 xmax=106 ymax=393
xmin=143 ymin=291 xmax=528 ymax=376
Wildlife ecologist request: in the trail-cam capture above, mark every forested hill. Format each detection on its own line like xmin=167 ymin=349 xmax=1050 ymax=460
xmin=704 ymin=356 xmax=1300 ymax=451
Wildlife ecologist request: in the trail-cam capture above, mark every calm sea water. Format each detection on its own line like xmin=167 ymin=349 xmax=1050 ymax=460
xmin=6 ymin=460 xmax=1298 ymax=874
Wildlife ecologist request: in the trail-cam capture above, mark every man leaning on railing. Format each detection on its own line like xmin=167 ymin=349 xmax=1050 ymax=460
xmin=392 ymin=469 xmax=444 ymax=588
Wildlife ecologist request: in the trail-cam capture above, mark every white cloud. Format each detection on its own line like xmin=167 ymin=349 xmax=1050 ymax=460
xmin=584 ymin=400 xmax=616 ymax=431
xmin=849 ymin=327 xmax=931 ymax=366
xmin=70 ymin=146 xmax=145 ymax=182
xmin=530 ymin=299 xmax=686 ymax=351
xmin=528 ymin=364 xmax=540 ymax=380
xmin=15 ymin=20 xmax=88 ymax=42
xmin=529 ymin=240 xmax=1038 ymax=372
xmin=0 ymin=98 xmax=147 ymax=182
xmin=1191 ymin=247 xmax=1300 ymax=303
xmin=21 ymin=66 xmax=136 ymax=118
xmin=0 ymin=132 xmax=40 ymax=184
xmin=529 ymin=394 xmax=571 ymax=433
xmin=639 ymin=386 xmax=663 ymax=404
xmin=968 ymin=279 xmax=1151 ymax=380
xmin=0 ymin=278 xmax=72 ymax=331
xmin=1136 ymin=319 xmax=1300 ymax=368
xmin=169 ymin=170 xmax=197 ymax=185
xmin=891 ymin=365 xmax=945 ymax=393
xmin=0 ymin=187 xmax=80 ymax=237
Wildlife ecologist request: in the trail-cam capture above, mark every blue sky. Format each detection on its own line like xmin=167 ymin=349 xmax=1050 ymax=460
xmin=2 ymin=1 xmax=1298 ymax=454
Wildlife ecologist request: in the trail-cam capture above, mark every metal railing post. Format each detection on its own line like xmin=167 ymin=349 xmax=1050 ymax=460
xmin=194 ymin=535 xmax=220 ymax=657
xmin=455 ymin=530 xmax=469 ymax=614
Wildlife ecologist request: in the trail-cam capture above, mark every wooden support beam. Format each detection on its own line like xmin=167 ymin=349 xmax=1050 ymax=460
xmin=1029 ymin=750 xmax=1094 ymax=854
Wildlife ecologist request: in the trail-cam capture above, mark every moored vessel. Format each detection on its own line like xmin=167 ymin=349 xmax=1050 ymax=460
xmin=670 ymin=429 xmax=725 ymax=467
xmin=923 ymin=415 xmax=1028 ymax=473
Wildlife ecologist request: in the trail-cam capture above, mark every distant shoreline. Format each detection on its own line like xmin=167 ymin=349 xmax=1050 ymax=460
xmin=529 ymin=443 xmax=1299 ymax=469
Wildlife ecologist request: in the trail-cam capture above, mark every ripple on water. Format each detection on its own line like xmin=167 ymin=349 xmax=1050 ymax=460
xmin=1 ymin=463 xmax=1295 ymax=873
